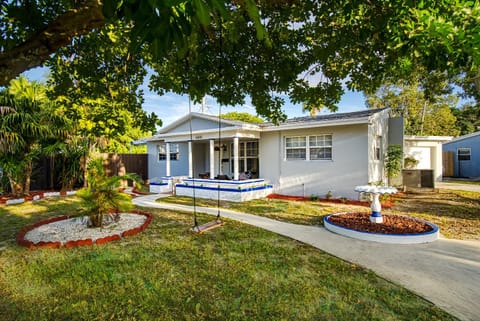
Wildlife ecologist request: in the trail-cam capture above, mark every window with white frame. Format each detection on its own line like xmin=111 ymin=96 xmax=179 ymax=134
xmin=285 ymin=135 xmax=332 ymax=161
xmin=158 ymin=143 xmax=179 ymax=161
xmin=230 ymin=141 xmax=259 ymax=175
xmin=285 ymin=136 xmax=307 ymax=160
xmin=374 ymin=136 xmax=382 ymax=161
xmin=457 ymin=148 xmax=471 ymax=161
xmin=309 ymin=135 xmax=333 ymax=160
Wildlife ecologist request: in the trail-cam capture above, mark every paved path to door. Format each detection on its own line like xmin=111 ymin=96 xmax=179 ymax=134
xmin=133 ymin=194 xmax=480 ymax=321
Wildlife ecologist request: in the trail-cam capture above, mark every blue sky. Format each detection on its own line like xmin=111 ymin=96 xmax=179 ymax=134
xmin=22 ymin=66 xmax=368 ymax=127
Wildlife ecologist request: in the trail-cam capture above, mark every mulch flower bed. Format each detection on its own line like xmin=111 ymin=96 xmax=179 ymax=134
xmin=327 ymin=212 xmax=434 ymax=234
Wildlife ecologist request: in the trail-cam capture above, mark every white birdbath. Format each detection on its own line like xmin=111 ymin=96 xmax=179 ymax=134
xmin=354 ymin=185 xmax=398 ymax=223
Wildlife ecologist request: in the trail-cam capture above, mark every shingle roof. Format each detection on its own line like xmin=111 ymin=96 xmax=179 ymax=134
xmin=260 ymin=108 xmax=388 ymax=127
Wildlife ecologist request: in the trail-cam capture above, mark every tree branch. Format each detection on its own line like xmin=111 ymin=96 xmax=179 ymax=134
xmin=0 ymin=0 xmax=105 ymax=86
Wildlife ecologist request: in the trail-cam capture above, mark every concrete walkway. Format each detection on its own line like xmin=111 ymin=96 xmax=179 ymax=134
xmin=437 ymin=181 xmax=480 ymax=193
xmin=133 ymin=194 xmax=480 ymax=321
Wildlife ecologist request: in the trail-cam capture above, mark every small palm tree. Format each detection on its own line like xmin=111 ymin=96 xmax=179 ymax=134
xmin=77 ymin=158 xmax=141 ymax=228
xmin=0 ymin=78 xmax=67 ymax=196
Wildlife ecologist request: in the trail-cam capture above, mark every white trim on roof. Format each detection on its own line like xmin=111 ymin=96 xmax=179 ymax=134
xmin=157 ymin=112 xmax=257 ymax=134
xmin=404 ymin=135 xmax=453 ymax=142
xmin=444 ymin=131 xmax=480 ymax=145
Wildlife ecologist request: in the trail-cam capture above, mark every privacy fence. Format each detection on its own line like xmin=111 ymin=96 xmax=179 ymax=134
xmin=29 ymin=154 xmax=148 ymax=191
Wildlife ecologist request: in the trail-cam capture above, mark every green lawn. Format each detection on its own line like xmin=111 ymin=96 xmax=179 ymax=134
xmin=159 ymin=196 xmax=370 ymax=226
xmin=0 ymin=198 xmax=457 ymax=320
xmin=159 ymin=190 xmax=480 ymax=240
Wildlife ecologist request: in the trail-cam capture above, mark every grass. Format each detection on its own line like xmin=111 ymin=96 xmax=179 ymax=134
xmin=159 ymin=190 xmax=480 ymax=240
xmin=159 ymin=196 xmax=370 ymax=226
xmin=0 ymin=198 xmax=457 ymax=321
xmin=387 ymin=190 xmax=480 ymax=240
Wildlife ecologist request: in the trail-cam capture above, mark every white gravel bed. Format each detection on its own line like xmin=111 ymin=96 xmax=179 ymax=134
xmin=25 ymin=213 xmax=146 ymax=245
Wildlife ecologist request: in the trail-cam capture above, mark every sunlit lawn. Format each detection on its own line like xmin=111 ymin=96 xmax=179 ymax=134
xmin=0 ymin=197 xmax=457 ymax=321
xmin=388 ymin=190 xmax=480 ymax=240
xmin=159 ymin=196 xmax=370 ymax=226
xmin=160 ymin=189 xmax=480 ymax=240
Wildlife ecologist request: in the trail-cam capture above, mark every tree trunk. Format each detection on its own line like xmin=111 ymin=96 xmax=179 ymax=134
xmin=89 ymin=214 xmax=104 ymax=228
xmin=7 ymin=173 xmax=23 ymax=197
xmin=0 ymin=0 xmax=104 ymax=86
xmin=24 ymin=159 xmax=33 ymax=195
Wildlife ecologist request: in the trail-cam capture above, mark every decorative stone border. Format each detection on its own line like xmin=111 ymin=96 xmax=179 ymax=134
xmin=323 ymin=213 xmax=439 ymax=244
xmin=0 ymin=190 xmax=77 ymax=205
xmin=16 ymin=210 xmax=152 ymax=249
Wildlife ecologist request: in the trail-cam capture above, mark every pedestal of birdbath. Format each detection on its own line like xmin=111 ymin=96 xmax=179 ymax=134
xmin=354 ymin=185 xmax=398 ymax=223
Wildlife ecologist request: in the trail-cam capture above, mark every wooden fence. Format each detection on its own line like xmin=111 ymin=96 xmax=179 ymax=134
xmin=101 ymin=153 xmax=148 ymax=181
xmin=443 ymin=151 xmax=454 ymax=177
xmin=28 ymin=154 xmax=148 ymax=191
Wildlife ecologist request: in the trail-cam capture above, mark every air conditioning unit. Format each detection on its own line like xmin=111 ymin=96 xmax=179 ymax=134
xmin=402 ymin=169 xmax=435 ymax=189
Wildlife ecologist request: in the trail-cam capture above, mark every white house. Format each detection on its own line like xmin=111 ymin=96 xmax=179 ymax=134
xmin=143 ymin=108 xmax=403 ymax=200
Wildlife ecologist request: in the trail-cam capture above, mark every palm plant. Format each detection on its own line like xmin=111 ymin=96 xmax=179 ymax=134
xmin=77 ymin=158 xmax=141 ymax=228
xmin=0 ymin=78 xmax=67 ymax=196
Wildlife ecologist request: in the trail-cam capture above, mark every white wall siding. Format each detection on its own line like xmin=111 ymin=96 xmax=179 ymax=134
xmin=168 ymin=118 xmax=233 ymax=133
xmin=368 ymin=109 xmax=390 ymax=184
xmin=260 ymin=125 xmax=369 ymax=199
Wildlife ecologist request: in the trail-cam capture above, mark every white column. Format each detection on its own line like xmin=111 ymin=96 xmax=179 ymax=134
xmin=188 ymin=141 xmax=193 ymax=178
xmin=165 ymin=142 xmax=171 ymax=177
xmin=233 ymin=137 xmax=239 ymax=180
xmin=209 ymin=139 xmax=215 ymax=179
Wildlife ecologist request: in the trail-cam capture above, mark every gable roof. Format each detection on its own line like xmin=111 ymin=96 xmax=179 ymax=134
xmin=444 ymin=131 xmax=480 ymax=145
xmin=157 ymin=112 xmax=251 ymax=134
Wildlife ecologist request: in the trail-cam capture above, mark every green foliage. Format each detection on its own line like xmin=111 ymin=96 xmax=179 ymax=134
xmin=366 ymin=77 xmax=460 ymax=136
xmin=221 ymin=112 xmax=264 ymax=123
xmin=451 ymin=104 xmax=480 ymax=135
xmin=77 ymin=158 xmax=140 ymax=227
xmin=0 ymin=78 xmax=68 ymax=196
xmin=2 ymin=1 xmax=480 ymax=123
xmin=404 ymin=156 xmax=419 ymax=170
xmin=385 ymin=145 xmax=403 ymax=185
xmin=46 ymin=22 xmax=160 ymax=153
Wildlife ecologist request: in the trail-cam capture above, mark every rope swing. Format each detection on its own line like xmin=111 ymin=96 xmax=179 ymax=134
xmin=187 ymin=41 xmax=224 ymax=233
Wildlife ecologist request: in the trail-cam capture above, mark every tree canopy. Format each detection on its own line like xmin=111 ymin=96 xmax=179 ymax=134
xmin=366 ymin=76 xmax=460 ymax=137
xmin=46 ymin=21 xmax=160 ymax=152
xmin=1 ymin=1 xmax=480 ymax=123
xmin=221 ymin=112 xmax=264 ymax=123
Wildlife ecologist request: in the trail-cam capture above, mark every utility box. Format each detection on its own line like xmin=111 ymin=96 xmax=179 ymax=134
xmin=402 ymin=169 xmax=435 ymax=189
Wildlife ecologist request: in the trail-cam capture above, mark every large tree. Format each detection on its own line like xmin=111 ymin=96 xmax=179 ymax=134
xmin=46 ymin=21 xmax=160 ymax=152
xmin=366 ymin=78 xmax=460 ymax=136
xmin=1 ymin=1 xmax=480 ymax=121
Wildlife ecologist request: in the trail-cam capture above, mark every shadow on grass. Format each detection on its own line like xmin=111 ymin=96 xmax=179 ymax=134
xmin=0 ymin=197 xmax=81 ymax=244
xmin=392 ymin=191 xmax=480 ymax=220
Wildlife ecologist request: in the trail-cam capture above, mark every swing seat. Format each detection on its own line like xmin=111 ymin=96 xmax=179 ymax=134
xmin=190 ymin=220 xmax=225 ymax=233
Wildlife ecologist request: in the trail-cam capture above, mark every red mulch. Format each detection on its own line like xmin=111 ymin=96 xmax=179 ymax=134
xmin=327 ymin=212 xmax=433 ymax=234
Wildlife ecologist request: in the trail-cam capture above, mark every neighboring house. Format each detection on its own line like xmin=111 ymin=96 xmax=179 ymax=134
xmin=443 ymin=131 xmax=480 ymax=178
xmin=404 ymin=135 xmax=452 ymax=182
xmin=142 ymin=108 xmax=403 ymax=199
